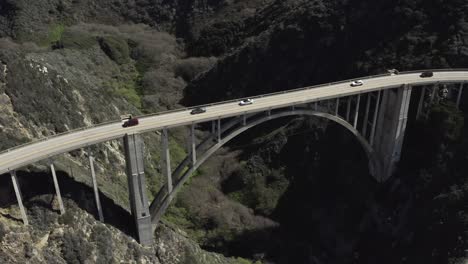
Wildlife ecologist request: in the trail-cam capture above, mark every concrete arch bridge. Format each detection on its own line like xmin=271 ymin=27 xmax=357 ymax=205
xmin=0 ymin=70 xmax=466 ymax=245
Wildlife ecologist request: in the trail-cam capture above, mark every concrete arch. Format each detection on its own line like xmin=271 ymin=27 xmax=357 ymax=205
xmin=151 ymin=109 xmax=377 ymax=226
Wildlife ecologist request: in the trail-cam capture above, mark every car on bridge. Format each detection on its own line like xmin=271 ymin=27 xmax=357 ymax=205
xmin=120 ymin=114 xmax=133 ymax=121
xmin=190 ymin=107 xmax=206 ymax=115
xmin=420 ymin=71 xmax=434 ymax=78
xmin=387 ymin=69 xmax=399 ymax=75
xmin=350 ymin=80 xmax=364 ymax=87
xmin=122 ymin=117 xmax=139 ymax=128
xmin=239 ymin=99 xmax=254 ymax=106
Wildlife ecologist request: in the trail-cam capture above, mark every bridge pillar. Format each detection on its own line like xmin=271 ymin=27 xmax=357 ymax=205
xmin=123 ymin=133 xmax=152 ymax=246
xmin=88 ymin=151 xmax=104 ymax=222
xmin=217 ymin=118 xmax=221 ymax=142
xmin=10 ymin=171 xmax=28 ymax=225
xmin=353 ymin=94 xmax=361 ymax=128
xmin=335 ymin=98 xmax=340 ymax=116
xmin=346 ymin=97 xmax=352 ymax=121
xmin=373 ymin=84 xmax=412 ymax=182
xmin=457 ymin=83 xmax=464 ymax=108
xmin=162 ymin=129 xmax=173 ymax=193
xmin=49 ymin=163 xmax=65 ymax=215
xmin=189 ymin=124 xmax=196 ymax=165
xmin=362 ymin=93 xmax=371 ymax=136
xmin=416 ymin=87 xmax=426 ymax=120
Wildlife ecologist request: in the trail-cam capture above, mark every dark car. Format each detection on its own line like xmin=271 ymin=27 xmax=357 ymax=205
xmin=190 ymin=107 xmax=206 ymax=115
xmin=420 ymin=71 xmax=433 ymax=78
xmin=122 ymin=117 xmax=139 ymax=128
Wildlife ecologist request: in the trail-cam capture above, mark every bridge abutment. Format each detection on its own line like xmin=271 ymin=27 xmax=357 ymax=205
xmin=373 ymin=84 xmax=412 ymax=182
xmin=123 ymin=133 xmax=152 ymax=246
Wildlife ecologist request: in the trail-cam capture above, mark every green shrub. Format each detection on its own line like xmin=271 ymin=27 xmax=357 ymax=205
xmin=98 ymin=36 xmax=130 ymax=64
xmin=114 ymin=87 xmax=141 ymax=108
xmin=0 ymin=222 xmax=6 ymax=242
xmin=163 ymin=206 xmax=192 ymax=228
xmin=128 ymin=31 xmax=181 ymax=73
xmin=233 ymin=257 xmax=262 ymax=264
xmin=60 ymin=29 xmax=97 ymax=50
xmin=174 ymin=57 xmax=217 ymax=81
xmin=169 ymin=137 xmax=187 ymax=168
xmin=60 ymin=232 xmax=93 ymax=264
xmin=48 ymin=24 xmax=65 ymax=44
xmin=58 ymin=211 xmax=75 ymax=226
xmin=91 ymin=225 xmax=114 ymax=264
xmin=104 ymin=79 xmax=142 ymax=109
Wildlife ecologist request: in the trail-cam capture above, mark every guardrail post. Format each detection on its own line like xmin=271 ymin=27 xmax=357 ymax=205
xmin=242 ymin=114 xmax=247 ymax=126
xmin=10 ymin=171 xmax=28 ymax=225
xmin=88 ymin=149 xmax=104 ymax=222
xmin=162 ymin=129 xmax=172 ymax=193
xmin=353 ymin=95 xmax=361 ymax=129
xmin=457 ymin=83 xmax=464 ymax=108
xmin=314 ymin=102 xmax=318 ymax=111
xmin=49 ymin=162 xmax=65 ymax=215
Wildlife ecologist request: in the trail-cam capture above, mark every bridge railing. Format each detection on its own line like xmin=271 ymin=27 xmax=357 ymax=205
xmin=131 ymin=68 xmax=468 ymax=120
xmin=1 ymin=68 xmax=467 ymax=155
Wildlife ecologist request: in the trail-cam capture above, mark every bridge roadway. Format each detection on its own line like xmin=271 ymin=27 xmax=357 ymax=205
xmin=0 ymin=71 xmax=467 ymax=175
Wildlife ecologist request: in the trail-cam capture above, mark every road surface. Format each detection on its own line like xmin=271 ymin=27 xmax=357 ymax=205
xmin=0 ymin=70 xmax=466 ymax=175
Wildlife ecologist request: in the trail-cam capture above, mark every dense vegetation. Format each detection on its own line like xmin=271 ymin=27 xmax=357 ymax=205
xmin=0 ymin=0 xmax=468 ymax=263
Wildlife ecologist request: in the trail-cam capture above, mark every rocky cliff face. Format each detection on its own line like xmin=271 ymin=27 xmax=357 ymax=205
xmin=0 ymin=194 xmax=240 ymax=264
xmin=1 ymin=0 xmax=468 ymax=263
xmin=0 ymin=2 xmax=233 ymax=262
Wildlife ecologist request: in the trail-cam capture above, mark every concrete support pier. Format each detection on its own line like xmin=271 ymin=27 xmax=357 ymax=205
xmin=190 ymin=124 xmax=196 ymax=165
xmin=373 ymin=84 xmax=412 ymax=182
xmin=88 ymin=152 xmax=104 ymax=222
xmin=123 ymin=133 xmax=152 ymax=246
xmin=457 ymin=83 xmax=464 ymax=108
xmin=162 ymin=128 xmax=173 ymax=193
xmin=362 ymin=93 xmax=372 ymax=137
xmin=353 ymin=95 xmax=361 ymax=128
xmin=50 ymin=163 xmax=65 ymax=215
xmin=10 ymin=171 xmax=28 ymax=225
xmin=217 ymin=118 xmax=221 ymax=142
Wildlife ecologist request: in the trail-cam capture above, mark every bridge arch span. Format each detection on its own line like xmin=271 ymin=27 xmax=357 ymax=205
xmin=151 ymin=109 xmax=377 ymax=226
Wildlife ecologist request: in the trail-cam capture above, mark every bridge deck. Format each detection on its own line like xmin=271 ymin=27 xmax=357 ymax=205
xmin=0 ymin=71 xmax=467 ymax=175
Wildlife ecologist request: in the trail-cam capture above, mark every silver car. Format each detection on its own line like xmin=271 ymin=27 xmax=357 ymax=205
xmin=350 ymin=80 xmax=364 ymax=87
xmin=239 ymin=99 xmax=254 ymax=106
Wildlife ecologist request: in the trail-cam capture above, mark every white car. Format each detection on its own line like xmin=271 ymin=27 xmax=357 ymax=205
xmin=350 ymin=80 xmax=364 ymax=87
xmin=239 ymin=99 xmax=254 ymax=106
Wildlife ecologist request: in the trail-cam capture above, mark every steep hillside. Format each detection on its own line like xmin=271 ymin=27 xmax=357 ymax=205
xmin=1 ymin=0 xmax=468 ymax=263
xmin=0 ymin=173 xmax=249 ymax=264
xmin=171 ymin=0 xmax=468 ymax=263
xmin=184 ymin=0 xmax=468 ymax=104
